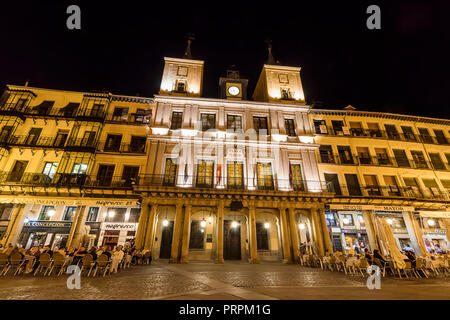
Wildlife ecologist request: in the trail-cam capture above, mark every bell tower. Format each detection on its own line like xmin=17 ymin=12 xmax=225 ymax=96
xmin=218 ymin=65 xmax=248 ymax=100
xmin=252 ymin=40 xmax=306 ymax=105
xmin=159 ymin=34 xmax=204 ymax=97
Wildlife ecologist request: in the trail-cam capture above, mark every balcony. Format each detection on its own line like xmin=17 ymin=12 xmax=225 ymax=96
xmin=0 ymin=172 xmax=87 ymax=188
xmin=97 ymin=141 xmax=147 ymax=154
xmin=336 ymin=184 xmax=449 ymax=200
xmin=65 ymin=138 xmax=97 ymax=152
xmin=7 ymin=135 xmax=67 ymax=148
xmin=135 ymin=175 xmax=329 ymax=193
xmin=316 ymin=126 xmax=450 ymax=146
xmin=75 ymin=108 xmax=106 ymax=121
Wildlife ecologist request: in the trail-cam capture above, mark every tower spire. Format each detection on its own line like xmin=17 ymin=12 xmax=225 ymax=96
xmin=265 ymin=39 xmax=276 ymax=65
xmin=183 ymin=33 xmax=195 ymax=59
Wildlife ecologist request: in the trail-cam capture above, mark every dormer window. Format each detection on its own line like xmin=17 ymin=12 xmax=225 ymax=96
xmin=281 ymin=88 xmax=291 ymax=100
xmin=176 ymin=80 xmax=186 ymax=93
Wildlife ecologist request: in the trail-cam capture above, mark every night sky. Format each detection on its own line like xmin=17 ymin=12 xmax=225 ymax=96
xmin=1 ymin=1 xmax=449 ymax=118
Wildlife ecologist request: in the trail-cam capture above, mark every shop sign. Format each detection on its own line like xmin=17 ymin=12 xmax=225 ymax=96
xmin=226 ymin=148 xmax=244 ymax=158
xmin=423 ymin=229 xmax=446 ymax=235
xmin=0 ymin=197 xmax=139 ymax=207
xmin=24 ymin=221 xmax=72 ymax=228
xmin=331 ymin=227 xmax=341 ymax=233
xmin=102 ymin=223 xmax=137 ymax=231
xmin=418 ymin=211 xmax=450 ymax=219
xmin=330 ymin=204 xmax=414 ymax=212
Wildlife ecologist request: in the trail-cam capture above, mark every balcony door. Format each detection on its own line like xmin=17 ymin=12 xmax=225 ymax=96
xmin=25 ymin=128 xmax=42 ymax=145
xmin=8 ymin=160 xmax=28 ymax=182
xmin=97 ymin=165 xmax=115 ymax=186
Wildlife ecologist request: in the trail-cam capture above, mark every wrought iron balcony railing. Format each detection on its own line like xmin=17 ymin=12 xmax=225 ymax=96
xmin=97 ymin=141 xmax=147 ymax=154
xmin=333 ymin=184 xmax=449 ymax=200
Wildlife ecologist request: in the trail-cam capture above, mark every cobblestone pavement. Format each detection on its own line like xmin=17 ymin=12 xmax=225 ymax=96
xmin=0 ymin=261 xmax=449 ymax=300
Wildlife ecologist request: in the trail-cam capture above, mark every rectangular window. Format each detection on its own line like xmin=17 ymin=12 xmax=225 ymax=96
xmin=440 ymin=180 xmax=450 ymax=193
xmin=54 ymin=130 xmax=69 ymax=147
xmin=134 ymin=109 xmax=152 ymax=124
xmin=256 ymin=162 xmax=274 ymax=190
xmin=112 ymin=107 xmax=129 ymax=121
xmin=281 ymin=88 xmax=291 ymax=100
xmin=331 ymin=121 xmax=344 ymax=135
xmin=325 ymin=213 xmax=337 ymax=226
xmin=340 ymin=214 xmax=354 ymax=226
xmin=358 ymin=215 xmax=366 ymax=228
xmin=422 ymin=178 xmax=440 ymax=198
xmin=253 ymin=116 xmax=268 ymax=134
xmin=375 ymin=148 xmax=391 ymax=165
xmin=324 ymin=173 xmax=341 ymax=195
xmin=349 ymin=122 xmax=364 ymax=136
xmin=313 ymin=120 xmax=327 ymax=134
xmin=227 ymin=161 xmax=244 ymax=189
xmin=403 ymin=177 xmax=422 ymax=197
xmin=411 ymin=150 xmax=428 ymax=168
xmin=189 ymin=221 xmax=205 ymax=249
xmin=171 ymin=111 xmax=183 ymax=130
xmin=90 ymin=103 xmax=104 ymax=117
xmin=433 ymin=130 xmax=448 ymax=145
xmin=86 ymin=207 xmax=99 ymax=222
xmin=200 ymin=113 xmax=216 ymax=131
xmin=356 ymin=147 xmax=371 ymax=165
xmin=42 ymin=162 xmax=58 ymax=179
xmin=63 ymin=206 xmax=77 ymax=221
xmin=129 ymin=136 xmax=146 ymax=153
xmin=72 ymin=163 xmax=88 ymax=174
xmin=121 ymin=166 xmax=139 ymax=183
xmin=401 ymin=126 xmax=416 ymax=141
xmin=0 ymin=126 xmax=13 ymax=143
xmin=227 ymin=114 xmax=243 ymax=131
xmin=284 ymin=119 xmax=296 ymax=136
xmin=445 ymin=154 xmax=450 ymax=165
xmin=104 ymin=134 xmax=122 ymax=152
xmin=8 ymin=160 xmax=28 ymax=182
xmin=96 ymin=164 xmax=115 ymax=186
xmin=256 ymin=222 xmax=269 ymax=250
xmin=319 ymin=145 xmax=334 ymax=163
xmin=163 ymin=158 xmax=178 ymax=186
xmin=385 ymin=124 xmax=400 ymax=140
xmin=38 ymin=206 xmax=55 ymax=221
xmin=196 ymin=160 xmax=214 ymax=188
xmin=418 ymin=128 xmax=433 ymax=144
xmin=429 ymin=153 xmax=445 ymax=170
xmin=344 ymin=174 xmax=362 ymax=196
xmin=337 ymin=146 xmax=354 ymax=164
xmin=0 ymin=205 xmax=13 ymax=221
xmin=367 ymin=123 xmax=382 ymax=137
xmin=128 ymin=208 xmax=140 ymax=223
xmin=393 ymin=149 xmax=410 ymax=167
xmin=176 ymin=80 xmax=186 ymax=92
xmin=105 ymin=208 xmax=127 ymax=222
xmin=25 ymin=128 xmax=42 ymax=145
xmin=364 ymin=175 xmax=381 ymax=196
xmin=290 ymin=163 xmax=304 ymax=191
xmin=81 ymin=131 xmax=96 ymax=147
xmin=384 ymin=175 xmax=401 ymax=196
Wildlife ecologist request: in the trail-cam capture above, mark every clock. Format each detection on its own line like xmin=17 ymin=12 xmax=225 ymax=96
xmin=227 ymin=85 xmax=240 ymax=96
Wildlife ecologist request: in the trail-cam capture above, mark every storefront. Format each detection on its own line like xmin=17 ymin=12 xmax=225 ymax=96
xmin=18 ymin=220 xmax=72 ymax=249
xmin=417 ymin=211 xmax=450 ymax=253
xmin=97 ymin=222 xmax=138 ymax=248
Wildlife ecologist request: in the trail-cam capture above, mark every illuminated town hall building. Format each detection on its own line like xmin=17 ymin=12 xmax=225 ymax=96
xmin=0 ymin=44 xmax=449 ymax=263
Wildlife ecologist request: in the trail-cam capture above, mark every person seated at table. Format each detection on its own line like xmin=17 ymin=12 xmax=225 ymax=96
xmin=364 ymin=248 xmax=373 ymax=265
xmin=110 ymin=245 xmax=124 ymax=273
xmin=324 ymin=249 xmax=331 ymax=257
xmin=404 ymin=250 xmax=416 ymax=268
xmin=99 ymin=245 xmax=111 ymax=259
xmin=373 ymin=249 xmax=388 ymax=266
xmin=347 ymin=247 xmax=355 ymax=256
xmin=42 ymin=245 xmax=53 ymax=257
xmin=24 ymin=246 xmax=41 ymax=274
xmin=71 ymin=246 xmax=87 ymax=266
xmin=88 ymin=246 xmax=98 ymax=261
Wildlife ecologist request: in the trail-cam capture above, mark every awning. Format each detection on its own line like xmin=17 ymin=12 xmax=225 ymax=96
xmin=418 ymin=211 xmax=450 ymax=219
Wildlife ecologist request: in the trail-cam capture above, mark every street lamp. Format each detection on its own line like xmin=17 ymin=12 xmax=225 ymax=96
xmin=427 ymin=219 xmax=435 ymax=227
xmin=231 ymin=221 xmax=238 ymax=228
xmin=298 ymin=223 xmax=305 ymax=230
xmin=264 ymin=222 xmax=270 ymax=229
xmin=48 ymin=209 xmax=56 ymax=217
xmin=386 ymin=218 xmax=393 ymax=225
xmin=200 ymin=220 xmax=207 ymax=228
xmin=162 ymin=219 xmax=169 ymax=227
xmin=108 ymin=210 xmax=115 ymax=218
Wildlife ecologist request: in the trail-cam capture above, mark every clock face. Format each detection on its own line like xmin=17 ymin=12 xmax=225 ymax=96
xmin=227 ymin=85 xmax=240 ymax=96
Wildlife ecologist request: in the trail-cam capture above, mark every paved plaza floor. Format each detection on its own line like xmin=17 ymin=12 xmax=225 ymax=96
xmin=0 ymin=261 xmax=449 ymax=300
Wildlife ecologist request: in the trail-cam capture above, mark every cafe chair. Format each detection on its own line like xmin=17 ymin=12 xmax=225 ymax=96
xmin=34 ymin=253 xmax=52 ymax=276
xmin=80 ymin=254 xmax=94 ymax=277
xmin=0 ymin=253 xmax=9 ymax=276
xmin=92 ymin=254 xmax=111 ymax=277
xmin=47 ymin=252 xmax=66 ymax=276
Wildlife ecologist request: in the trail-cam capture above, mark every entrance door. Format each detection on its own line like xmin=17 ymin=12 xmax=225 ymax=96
xmin=159 ymin=221 xmax=174 ymax=259
xmin=224 ymin=220 xmax=241 ymax=260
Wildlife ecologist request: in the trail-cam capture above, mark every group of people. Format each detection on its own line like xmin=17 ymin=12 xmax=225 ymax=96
xmin=0 ymin=241 xmax=152 ymax=275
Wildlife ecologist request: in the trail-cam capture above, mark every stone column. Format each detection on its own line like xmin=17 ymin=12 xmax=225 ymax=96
xmin=170 ymin=203 xmax=184 ymax=263
xmin=215 ymin=200 xmax=224 ymax=263
xmin=144 ymin=204 xmax=158 ymax=251
xmin=248 ymin=204 xmax=260 ymax=264
xmin=66 ymin=206 xmax=86 ymax=248
xmin=180 ymin=204 xmax=192 ymax=263
xmin=134 ymin=199 xmax=150 ymax=249
xmin=311 ymin=208 xmax=325 ymax=256
xmin=288 ymin=207 xmax=300 ymax=262
xmin=402 ymin=211 xmax=422 ymax=255
xmin=362 ymin=210 xmax=378 ymax=252
xmin=279 ymin=205 xmax=292 ymax=263
xmin=71 ymin=206 xmax=88 ymax=247
xmin=0 ymin=204 xmax=25 ymax=246
xmin=317 ymin=205 xmax=333 ymax=254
